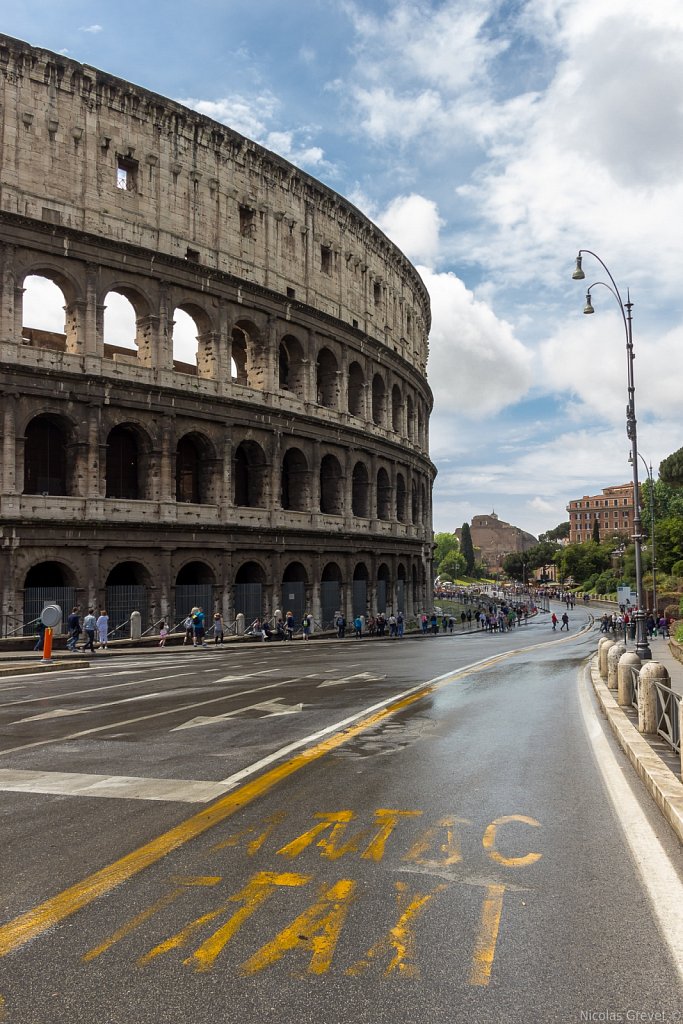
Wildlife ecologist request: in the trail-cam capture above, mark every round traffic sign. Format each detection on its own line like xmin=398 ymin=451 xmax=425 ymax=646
xmin=40 ymin=604 xmax=62 ymax=628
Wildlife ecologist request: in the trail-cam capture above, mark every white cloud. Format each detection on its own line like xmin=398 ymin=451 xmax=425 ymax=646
xmin=421 ymin=265 xmax=532 ymax=417
xmin=79 ymin=24 xmax=103 ymax=34
xmin=376 ymin=194 xmax=443 ymax=265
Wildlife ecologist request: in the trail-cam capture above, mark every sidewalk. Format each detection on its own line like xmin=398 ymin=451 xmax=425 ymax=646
xmin=589 ymin=635 xmax=683 ymax=845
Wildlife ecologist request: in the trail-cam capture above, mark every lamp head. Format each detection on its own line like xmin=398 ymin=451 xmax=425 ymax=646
xmin=583 ymin=292 xmax=594 ymax=314
xmin=572 ymin=255 xmax=585 ymax=280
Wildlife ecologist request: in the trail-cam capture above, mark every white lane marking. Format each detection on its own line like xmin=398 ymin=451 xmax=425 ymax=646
xmin=318 ymin=671 xmax=386 ymax=688
xmin=0 ymin=674 xmax=312 ymax=757
xmin=578 ymin=665 xmax=683 ymax=983
xmin=17 ymin=693 xmax=163 ymax=722
xmin=0 ymin=768 xmax=227 ymax=803
xmin=0 ymin=669 xmax=271 ymax=711
xmin=172 ymin=699 xmax=304 ymax=731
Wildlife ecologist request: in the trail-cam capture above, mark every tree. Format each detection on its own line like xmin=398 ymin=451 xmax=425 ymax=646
xmin=460 ymin=522 xmax=475 ymax=575
xmin=539 ymin=522 xmax=570 ymax=543
xmin=439 ymin=550 xmax=467 ymax=578
xmin=433 ymin=532 xmax=460 ymax=576
xmin=659 ymin=446 xmax=683 ymax=488
xmin=592 ymin=518 xmax=600 ymax=543
xmin=502 ymin=551 xmax=529 ymax=582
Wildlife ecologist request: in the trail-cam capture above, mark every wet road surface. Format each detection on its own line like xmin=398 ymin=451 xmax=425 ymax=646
xmin=1 ymin=610 xmax=682 ymax=1022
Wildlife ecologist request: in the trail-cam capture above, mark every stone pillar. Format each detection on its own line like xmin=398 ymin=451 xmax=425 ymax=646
xmin=159 ymin=549 xmax=173 ymax=624
xmin=270 ymin=432 xmax=282 ymax=514
xmin=637 ymin=661 xmax=670 ymax=735
xmin=0 ymin=244 xmax=17 ymax=342
xmin=617 ymin=652 xmax=641 ymax=707
xmin=598 ymin=638 xmax=616 ymax=680
xmin=86 ymin=405 xmax=102 ymax=498
xmin=607 ymin=641 xmax=626 ymax=690
xmin=157 ymin=283 xmax=173 ymax=371
xmin=84 ymin=264 xmax=99 ymax=357
xmin=197 ymin=330 xmax=223 ymax=381
xmin=130 ymin=610 xmax=142 ymax=640
xmin=137 ymin=314 xmax=161 ymax=369
xmin=311 ymin=440 xmax=321 ymax=512
xmin=86 ymin=549 xmax=100 ymax=613
xmin=159 ymin=416 xmax=175 ymax=502
xmin=2 ymin=394 xmax=17 ymax=494
xmin=64 ymin=299 xmax=86 ymax=356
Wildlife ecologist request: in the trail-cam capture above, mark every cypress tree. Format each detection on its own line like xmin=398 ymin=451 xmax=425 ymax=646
xmin=461 ymin=522 xmax=475 ymax=575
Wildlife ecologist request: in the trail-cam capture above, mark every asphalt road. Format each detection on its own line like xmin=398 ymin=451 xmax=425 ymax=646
xmin=0 ymin=608 xmax=682 ymax=1023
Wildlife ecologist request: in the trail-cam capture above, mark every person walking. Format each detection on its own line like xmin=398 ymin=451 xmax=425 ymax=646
xmin=213 ymin=612 xmax=224 ymax=644
xmin=285 ymin=611 xmax=295 ymax=640
xmin=353 ymin=615 xmax=363 ymax=639
xmin=96 ymin=610 xmax=109 ymax=649
xmin=336 ymin=614 xmax=346 ymax=638
xmin=82 ymin=609 xmax=97 ymax=652
xmin=397 ymin=611 xmax=404 ymax=638
xmin=302 ymin=613 xmax=312 ymax=640
xmin=66 ymin=606 xmax=81 ymax=651
xmin=551 ymin=612 xmax=558 ymax=631
xmin=158 ymin=621 xmax=169 ymax=647
xmin=560 ymin=612 xmax=569 ymax=632
xmin=183 ymin=614 xmax=194 ymax=645
xmin=192 ymin=607 xmax=207 ymax=646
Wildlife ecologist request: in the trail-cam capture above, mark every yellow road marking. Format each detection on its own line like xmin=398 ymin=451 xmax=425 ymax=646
xmin=0 ymin=640 xmax=554 ymax=959
xmin=240 ymin=878 xmax=357 ymax=975
xmin=482 ymin=815 xmax=542 ymax=868
xmin=469 ymin=884 xmax=506 ymax=986
xmin=347 ymin=880 xmax=447 ymax=977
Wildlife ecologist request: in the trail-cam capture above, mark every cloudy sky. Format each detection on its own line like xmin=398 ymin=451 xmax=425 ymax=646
xmin=7 ymin=0 xmax=683 ymax=537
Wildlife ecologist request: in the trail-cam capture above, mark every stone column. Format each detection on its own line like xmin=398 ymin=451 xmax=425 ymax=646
xmin=64 ymin=299 xmax=86 ymax=356
xmin=84 ymin=264 xmax=99 ymax=357
xmin=638 ymin=661 xmax=670 ymax=735
xmin=617 ymin=652 xmax=641 ymax=707
xmin=0 ymin=244 xmax=17 ymax=341
xmin=159 ymin=416 xmax=175 ymax=503
xmin=2 ymin=394 xmax=17 ymax=494
xmin=137 ymin=314 xmax=161 ymax=369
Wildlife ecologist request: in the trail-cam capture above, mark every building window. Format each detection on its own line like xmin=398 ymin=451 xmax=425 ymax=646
xmin=373 ymin=282 xmax=382 ymax=304
xmin=239 ymin=205 xmax=255 ymax=238
xmin=116 ymin=156 xmax=138 ymax=192
xmin=321 ymin=245 xmax=332 ymax=275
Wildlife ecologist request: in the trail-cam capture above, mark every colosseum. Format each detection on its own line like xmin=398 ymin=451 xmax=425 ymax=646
xmin=0 ymin=33 xmax=435 ymax=638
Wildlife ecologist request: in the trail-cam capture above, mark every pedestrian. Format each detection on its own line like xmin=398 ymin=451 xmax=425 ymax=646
xmin=560 ymin=612 xmax=569 ymax=632
xmin=336 ymin=613 xmax=346 ymax=638
xmin=551 ymin=612 xmax=558 ymax=631
xmin=353 ymin=615 xmax=363 ymax=639
xmin=421 ymin=613 xmax=428 ymax=634
xmin=389 ymin=613 xmax=397 ymax=637
xmin=96 ymin=610 xmax=109 ymax=649
xmin=158 ymin=621 xmax=168 ymax=647
xmin=183 ymin=614 xmax=194 ymax=645
xmin=192 ymin=607 xmax=207 ymax=646
xmin=213 ymin=612 xmax=224 ymax=644
xmin=302 ymin=613 xmax=312 ymax=640
xmin=430 ymin=613 xmax=438 ymax=635
xmin=66 ymin=606 xmax=81 ymax=651
xmin=82 ymin=609 xmax=97 ymax=651
xmin=33 ymin=619 xmax=46 ymax=652
xmin=285 ymin=611 xmax=295 ymax=640
xmin=397 ymin=611 xmax=404 ymax=638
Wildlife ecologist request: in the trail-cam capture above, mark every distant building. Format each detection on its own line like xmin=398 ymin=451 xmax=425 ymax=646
xmin=455 ymin=512 xmax=537 ymax=572
xmin=566 ymin=484 xmax=634 ymax=543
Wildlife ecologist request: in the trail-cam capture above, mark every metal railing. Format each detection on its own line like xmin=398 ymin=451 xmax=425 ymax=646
xmin=628 ymin=665 xmax=640 ymax=711
xmin=653 ymin=679 xmax=681 ymax=755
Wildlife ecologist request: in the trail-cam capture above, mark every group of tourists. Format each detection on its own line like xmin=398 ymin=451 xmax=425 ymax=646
xmin=59 ymin=606 xmax=110 ymax=652
xmin=599 ymin=609 xmax=672 ymax=640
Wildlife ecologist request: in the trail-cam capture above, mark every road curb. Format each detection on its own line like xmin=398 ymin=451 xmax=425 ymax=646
xmin=590 ymin=657 xmax=683 ymax=845
xmin=0 ymin=660 xmax=91 ymax=677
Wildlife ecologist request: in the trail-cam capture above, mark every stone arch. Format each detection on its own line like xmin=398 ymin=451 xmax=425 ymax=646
xmin=411 ymin=479 xmax=419 ymax=523
xmin=20 ymin=269 xmax=76 ymax=352
xmin=391 ymin=383 xmax=402 ymax=433
xmin=102 ymin=285 xmax=152 ymax=359
xmin=376 ymin=467 xmax=392 ymax=520
xmin=348 ymin=361 xmax=365 ymax=417
xmin=283 ymin=561 xmax=308 ymax=584
xmin=281 ymin=446 xmax=310 ymax=512
xmin=176 ymin=431 xmax=218 ymax=505
xmin=232 ymin=319 xmax=262 ymax=387
xmin=105 ymin=559 xmax=153 ymax=588
xmin=406 ymin=394 xmax=415 ymax=441
xmin=105 ymin=559 xmax=153 ymax=633
xmin=316 ymin=346 xmax=339 ymax=408
xmin=279 ymin=333 xmax=306 ymax=398
xmin=320 ymin=453 xmax=343 ymax=515
xmin=24 ymin=560 xmax=78 ymax=589
xmin=372 ymin=373 xmax=386 ymax=426
xmin=396 ymin=472 xmax=407 ymax=523
xmin=352 ymin=560 xmax=369 ymax=617
xmin=176 ymin=560 xmax=216 ymax=585
xmin=235 ymin=560 xmax=267 ymax=585
xmin=172 ymin=302 xmax=213 ymax=376
xmin=23 ymin=412 xmax=73 ymax=496
xmin=105 ymin=423 xmax=152 ymax=501
xmin=234 ymin=440 xmax=267 ymax=507
xmin=321 ymin=561 xmax=343 ymax=582
xmin=351 ymin=461 xmax=370 ymax=518
xmin=377 ymin=561 xmax=391 ymax=613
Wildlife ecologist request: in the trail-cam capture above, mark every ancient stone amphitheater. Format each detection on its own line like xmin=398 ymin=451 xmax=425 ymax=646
xmin=0 ymin=33 xmax=434 ymax=637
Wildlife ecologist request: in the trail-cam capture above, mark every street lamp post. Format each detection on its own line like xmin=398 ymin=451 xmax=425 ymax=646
xmin=631 ymin=451 xmax=657 ymax=619
xmin=572 ymin=250 xmax=652 ymax=659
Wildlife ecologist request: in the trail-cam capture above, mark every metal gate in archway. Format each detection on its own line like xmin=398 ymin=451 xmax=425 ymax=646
xmin=320 ymin=581 xmax=341 ymax=629
xmin=106 ymin=586 xmax=148 ymax=639
xmin=396 ymin=579 xmax=405 ymax=614
xmin=234 ymin=583 xmax=263 ymax=628
xmin=352 ymin=580 xmax=367 ymax=618
xmin=23 ymin=587 xmax=75 ymax=636
xmin=282 ymin=582 xmax=305 ymax=629
xmin=174 ymin=585 xmax=214 ymax=632
xmin=376 ymin=580 xmax=387 ymax=614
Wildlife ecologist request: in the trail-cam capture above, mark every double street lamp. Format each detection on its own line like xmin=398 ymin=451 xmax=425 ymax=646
xmin=631 ymin=450 xmax=657 ymax=619
xmin=572 ymin=250 xmax=652 ymax=660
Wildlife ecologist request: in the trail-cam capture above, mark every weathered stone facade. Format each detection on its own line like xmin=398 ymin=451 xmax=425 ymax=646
xmin=0 ymin=34 xmax=435 ymax=635
xmin=455 ymin=513 xmax=537 ymax=572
